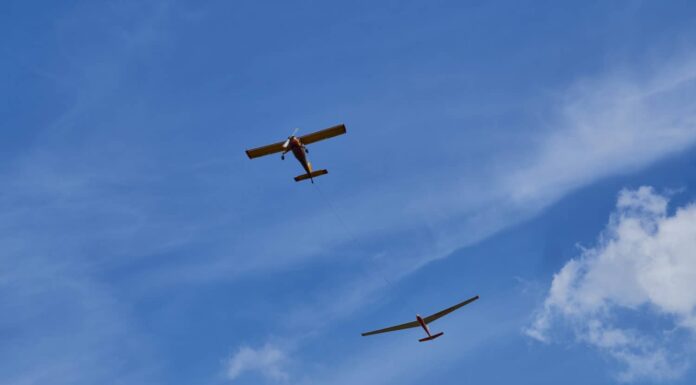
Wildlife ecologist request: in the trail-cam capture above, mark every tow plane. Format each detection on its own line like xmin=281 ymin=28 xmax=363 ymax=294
xmin=361 ymin=295 xmax=479 ymax=342
xmin=245 ymin=124 xmax=346 ymax=183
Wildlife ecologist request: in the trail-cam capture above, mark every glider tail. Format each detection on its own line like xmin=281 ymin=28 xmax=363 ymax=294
xmin=295 ymin=169 xmax=328 ymax=182
xmin=419 ymin=332 xmax=444 ymax=342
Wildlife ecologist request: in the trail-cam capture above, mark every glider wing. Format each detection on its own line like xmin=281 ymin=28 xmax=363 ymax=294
xmin=245 ymin=141 xmax=287 ymax=159
xmin=422 ymin=295 xmax=480 ymax=324
xmin=361 ymin=319 xmax=420 ymax=337
xmin=299 ymin=124 xmax=346 ymax=145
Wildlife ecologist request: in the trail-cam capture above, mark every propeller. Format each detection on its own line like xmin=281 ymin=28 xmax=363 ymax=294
xmin=282 ymin=128 xmax=300 ymax=148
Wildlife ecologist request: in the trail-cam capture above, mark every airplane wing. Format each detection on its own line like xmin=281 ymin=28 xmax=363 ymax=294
xmin=422 ymin=295 xmax=479 ymax=324
xmin=361 ymin=319 xmax=420 ymax=337
xmin=299 ymin=124 xmax=346 ymax=145
xmin=245 ymin=140 xmax=287 ymax=159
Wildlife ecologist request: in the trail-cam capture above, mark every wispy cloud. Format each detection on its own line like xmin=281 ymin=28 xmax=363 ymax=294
xmin=260 ymin=52 xmax=696 ymax=384
xmin=0 ymin=249 xmax=159 ymax=385
xmin=506 ymin=54 xmax=696 ymax=206
xmin=0 ymin=2 xmax=176 ymax=384
xmin=6 ymin=3 xmax=696 ymax=385
xmin=527 ymin=186 xmax=696 ymax=381
xmin=292 ymin=50 xmax=696 ymax=335
xmin=224 ymin=343 xmax=289 ymax=382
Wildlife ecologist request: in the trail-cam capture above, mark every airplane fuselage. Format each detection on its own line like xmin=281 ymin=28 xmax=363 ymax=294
xmin=288 ymin=136 xmax=312 ymax=174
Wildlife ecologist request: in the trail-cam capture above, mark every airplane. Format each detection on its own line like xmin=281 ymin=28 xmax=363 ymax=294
xmin=245 ymin=124 xmax=347 ymax=183
xmin=361 ymin=295 xmax=479 ymax=342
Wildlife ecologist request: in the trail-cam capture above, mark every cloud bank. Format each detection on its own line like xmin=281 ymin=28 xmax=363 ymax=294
xmin=528 ymin=187 xmax=696 ymax=382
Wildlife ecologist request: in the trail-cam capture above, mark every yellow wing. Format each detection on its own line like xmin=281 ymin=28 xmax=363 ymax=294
xmin=245 ymin=141 xmax=286 ymax=159
xmin=299 ymin=124 xmax=346 ymax=145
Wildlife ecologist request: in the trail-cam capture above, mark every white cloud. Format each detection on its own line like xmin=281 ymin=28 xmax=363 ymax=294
xmin=225 ymin=343 xmax=289 ymax=382
xmin=528 ymin=186 xmax=696 ymax=382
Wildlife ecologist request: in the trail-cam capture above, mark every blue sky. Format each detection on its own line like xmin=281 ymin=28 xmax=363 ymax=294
xmin=3 ymin=1 xmax=696 ymax=384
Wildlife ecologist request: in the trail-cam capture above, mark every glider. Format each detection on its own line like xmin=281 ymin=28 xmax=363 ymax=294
xmin=245 ymin=124 xmax=346 ymax=183
xmin=361 ymin=295 xmax=479 ymax=342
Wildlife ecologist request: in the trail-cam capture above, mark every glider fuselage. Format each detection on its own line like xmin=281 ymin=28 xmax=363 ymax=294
xmin=416 ymin=315 xmax=429 ymax=333
xmin=417 ymin=314 xmax=444 ymax=342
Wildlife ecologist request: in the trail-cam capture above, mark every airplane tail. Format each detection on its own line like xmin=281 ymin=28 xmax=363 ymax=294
xmin=294 ymin=169 xmax=328 ymax=182
xmin=419 ymin=332 xmax=444 ymax=342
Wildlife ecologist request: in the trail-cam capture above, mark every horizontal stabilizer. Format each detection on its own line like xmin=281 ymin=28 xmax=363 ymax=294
xmin=294 ymin=169 xmax=328 ymax=182
xmin=419 ymin=332 xmax=444 ymax=342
